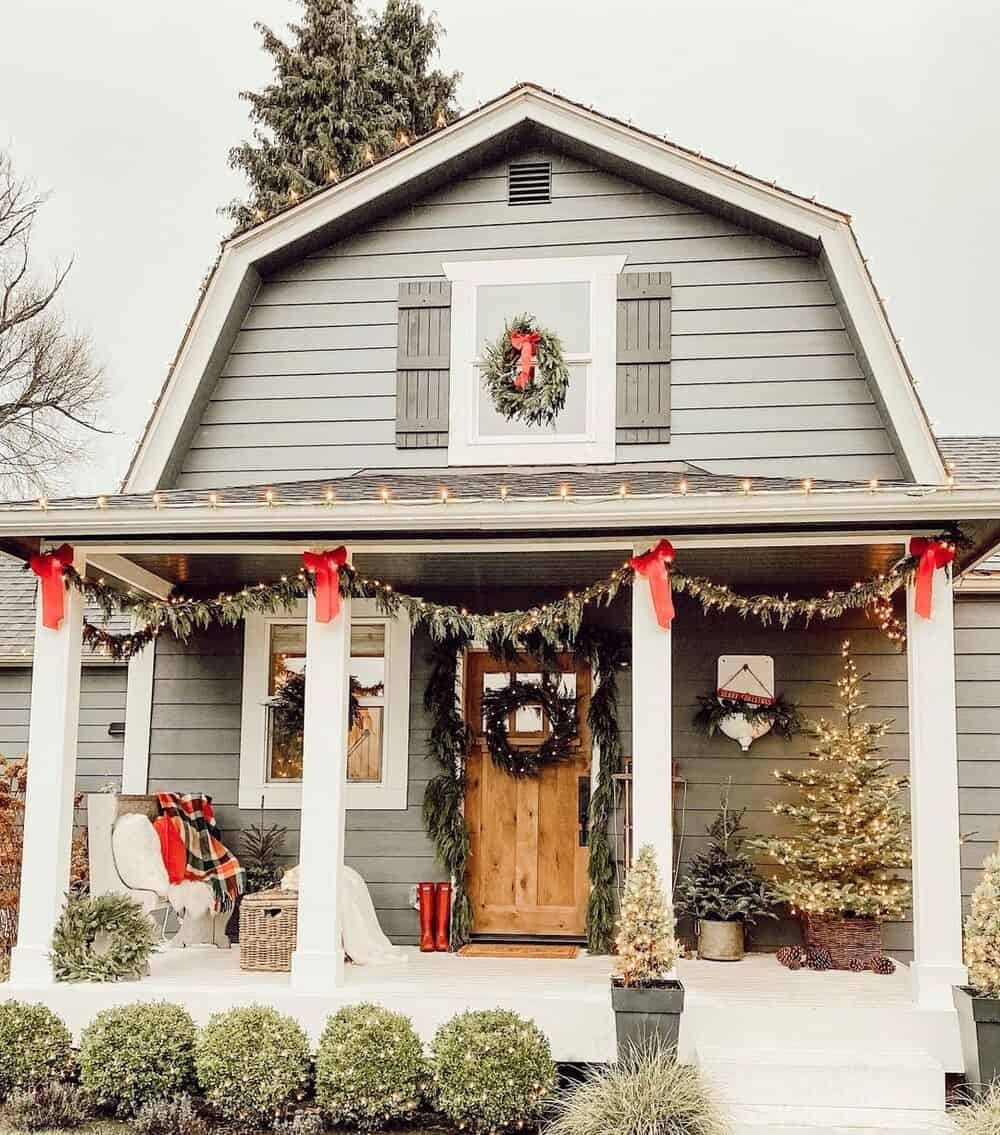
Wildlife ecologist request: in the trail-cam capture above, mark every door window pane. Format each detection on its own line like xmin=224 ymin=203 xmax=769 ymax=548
xmin=268 ymin=624 xmax=306 ymax=781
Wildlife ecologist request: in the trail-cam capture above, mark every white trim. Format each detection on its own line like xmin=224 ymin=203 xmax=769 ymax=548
xmin=121 ymin=615 xmax=154 ymax=794
xmin=123 ymin=86 xmax=944 ymax=492
xmin=87 ymin=554 xmax=174 ymax=600
xmin=238 ymin=599 xmax=411 ymax=810
xmin=6 ymin=484 xmax=1000 ymax=539
xmin=444 ymin=256 xmax=623 ymax=466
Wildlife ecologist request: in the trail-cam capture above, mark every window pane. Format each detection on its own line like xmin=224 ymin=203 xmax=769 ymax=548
xmin=351 ymin=623 xmax=386 ymax=693
xmin=348 ymin=705 xmax=384 ymax=782
xmin=268 ymin=624 xmax=305 ymax=781
xmin=478 ymin=362 xmax=588 ymax=438
xmin=476 ymin=282 xmax=590 ymax=353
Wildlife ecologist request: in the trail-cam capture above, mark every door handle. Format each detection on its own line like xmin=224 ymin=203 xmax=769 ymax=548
xmin=578 ymin=776 xmax=591 ymax=847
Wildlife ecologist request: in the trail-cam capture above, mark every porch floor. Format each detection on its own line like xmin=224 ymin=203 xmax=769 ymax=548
xmin=3 ymin=949 xmax=959 ymax=1069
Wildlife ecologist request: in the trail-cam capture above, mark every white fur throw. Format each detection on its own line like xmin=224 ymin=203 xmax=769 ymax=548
xmin=111 ymin=814 xmax=214 ymax=919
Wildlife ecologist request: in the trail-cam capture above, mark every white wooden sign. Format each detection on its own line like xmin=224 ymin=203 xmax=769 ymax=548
xmin=717 ymin=655 xmax=774 ymax=705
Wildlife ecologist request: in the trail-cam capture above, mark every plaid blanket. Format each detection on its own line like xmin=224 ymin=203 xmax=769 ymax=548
xmin=156 ymin=793 xmax=245 ymax=910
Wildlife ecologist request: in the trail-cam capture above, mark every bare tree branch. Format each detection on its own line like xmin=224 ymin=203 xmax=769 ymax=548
xmin=0 ymin=151 xmax=106 ymax=497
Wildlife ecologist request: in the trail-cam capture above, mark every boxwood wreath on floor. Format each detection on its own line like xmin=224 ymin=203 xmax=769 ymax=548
xmin=51 ymin=892 xmax=157 ymax=982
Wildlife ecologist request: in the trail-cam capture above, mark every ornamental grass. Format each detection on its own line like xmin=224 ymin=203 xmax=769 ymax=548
xmin=952 ymin=1078 xmax=1000 ymax=1134
xmin=546 ymin=1040 xmax=727 ymax=1135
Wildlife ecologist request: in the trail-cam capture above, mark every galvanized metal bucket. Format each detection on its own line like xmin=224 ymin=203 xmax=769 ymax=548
xmin=697 ymin=918 xmax=745 ymax=961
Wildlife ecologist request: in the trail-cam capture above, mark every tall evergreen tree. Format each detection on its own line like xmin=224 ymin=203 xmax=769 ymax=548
xmin=225 ymin=0 xmax=460 ymax=229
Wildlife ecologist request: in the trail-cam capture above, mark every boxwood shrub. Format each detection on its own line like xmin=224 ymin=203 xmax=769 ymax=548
xmin=79 ymin=1001 xmax=197 ymax=1117
xmin=195 ymin=1005 xmax=312 ymax=1128
xmin=430 ymin=1009 xmax=556 ymax=1133
xmin=315 ymin=1003 xmax=426 ymax=1130
xmin=0 ymin=1001 xmax=75 ymax=1098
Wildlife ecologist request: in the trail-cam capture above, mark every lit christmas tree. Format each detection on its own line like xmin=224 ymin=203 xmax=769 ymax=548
xmin=614 ymin=844 xmax=678 ymax=985
xmin=965 ymin=850 xmax=1000 ymax=996
xmin=751 ymin=642 xmax=911 ymax=921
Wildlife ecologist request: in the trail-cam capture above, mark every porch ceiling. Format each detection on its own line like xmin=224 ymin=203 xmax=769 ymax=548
xmin=117 ymin=542 xmax=906 ymax=599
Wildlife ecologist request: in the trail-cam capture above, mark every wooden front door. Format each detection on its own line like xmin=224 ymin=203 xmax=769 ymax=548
xmin=464 ymin=652 xmax=591 ymax=938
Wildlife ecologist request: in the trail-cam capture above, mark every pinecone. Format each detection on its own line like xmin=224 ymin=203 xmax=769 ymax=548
xmin=776 ymin=945 xmax=805 ymax=970
xmin=847 ymin=957 xmax=867 ymax=972
xmin=867 ymin=954 xmax=896 ymax=976
xmin=805 ymin=946 xmax=833 ymax=971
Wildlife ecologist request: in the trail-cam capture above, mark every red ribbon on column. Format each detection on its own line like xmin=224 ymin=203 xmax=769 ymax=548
xmin=909 ymin=537 xmax=956 ymax=620
xmin=302 ymin=546 xmax=348 ymax=623
xmin=629 ymin=539 xmax=676 ymax=629
xmin=29 ymin=543 xmax=74 ymax=630
xmin=509 ymin=331 xmax=541 ymax=390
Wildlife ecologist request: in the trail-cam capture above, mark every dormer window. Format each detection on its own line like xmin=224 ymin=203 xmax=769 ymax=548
xmin=444 ymin=256 xmax=624 ymax=465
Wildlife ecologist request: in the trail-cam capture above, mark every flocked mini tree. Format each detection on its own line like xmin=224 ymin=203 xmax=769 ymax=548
xmin=965 ymin=849 xmax=1000 ymax=996
xmin=751 ymin=642 xmax=911 ymax=921
xmin=614 ymin=844 xmax=679 ymax=985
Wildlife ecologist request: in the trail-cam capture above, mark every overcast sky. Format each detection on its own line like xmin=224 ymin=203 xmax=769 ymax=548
xmin=2 ymin=0 xmax=997 ymax=493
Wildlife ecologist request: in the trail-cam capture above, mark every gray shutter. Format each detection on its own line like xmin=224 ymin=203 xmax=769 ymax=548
xmin=396 ymin=281 xmax=451 ymax=449
xmin=616 ymin=271 xmax=671 ymax=444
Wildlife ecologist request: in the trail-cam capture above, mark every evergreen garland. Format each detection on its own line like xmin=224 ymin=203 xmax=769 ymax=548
xmin=481 ymin=676 xmax=578 ymax=776
xmin=51 ymin=893 xmax=156 ymax=982
xmin=481 ymin=315 xmax=571 ymax=427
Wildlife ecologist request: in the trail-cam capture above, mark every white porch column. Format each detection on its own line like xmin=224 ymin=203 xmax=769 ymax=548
xmin=630 ymin=548 xmax=673 ymax=899
xmin=10 ymin=550 xmax=86 ymax=986
xmin=906 ymin=557 xmax=967 ymax=1007
xmin=290 ymin=575 xmax=351 ymax=991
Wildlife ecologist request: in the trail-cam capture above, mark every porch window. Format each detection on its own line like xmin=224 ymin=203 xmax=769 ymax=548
xmin=239 ymin=600 xmax=411 ymax=810
xmin=444 ymin=255 xmax=624 ymax=465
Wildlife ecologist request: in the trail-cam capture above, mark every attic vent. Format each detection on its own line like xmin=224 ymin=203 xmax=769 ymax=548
xmin=508 ymin=161 xmax=551 ymax=206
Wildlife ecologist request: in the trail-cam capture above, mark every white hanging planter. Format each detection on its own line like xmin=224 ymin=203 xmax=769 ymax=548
xmin=717 ymin=711 xmax=774 ymax=752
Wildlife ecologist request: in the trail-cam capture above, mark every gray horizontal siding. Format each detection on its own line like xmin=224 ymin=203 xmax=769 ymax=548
xmin=0 ymin=666 xmax=128 ymax=797
xmin=956 ymin=596 xmax=1000 ymax=923
xmin=173 ymin=149 xmax=900 ymax=489
xmin=146 ymin=624 xmax=445 ymax=946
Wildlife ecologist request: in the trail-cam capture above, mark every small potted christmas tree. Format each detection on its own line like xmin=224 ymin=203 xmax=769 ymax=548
xmin=955 ymin=849 xmax=1000 ymax=1092
xmin=675 ymin=790 xmax=775 ymax=961
xmin=751 ymin=642 xmax=911 ymax=969
xmin=611 ymin=844 xmax=683 ymax=1052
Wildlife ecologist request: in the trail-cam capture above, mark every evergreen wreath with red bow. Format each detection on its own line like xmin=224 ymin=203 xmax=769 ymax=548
xmin=481 ymin=314 xmax=570 ymax=427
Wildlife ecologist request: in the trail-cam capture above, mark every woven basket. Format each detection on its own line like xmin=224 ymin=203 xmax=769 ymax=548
xmin=803 ymin=913 xmax=882 ymax=969
xmin=239 ymin=888 xmax=298 ymax=972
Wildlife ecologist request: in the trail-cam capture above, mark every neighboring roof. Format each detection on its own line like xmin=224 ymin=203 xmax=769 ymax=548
xmin=0 ymin=553 xmax=129 ymax=663
xmin=122 ymin=83 xmax=946 ymax=493
xmin=939 ymin=438 xmax=1000 ymax=485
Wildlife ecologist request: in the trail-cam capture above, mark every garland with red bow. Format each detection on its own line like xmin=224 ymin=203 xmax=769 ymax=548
xmin=480 ymin=313 xmax=570 ymax=427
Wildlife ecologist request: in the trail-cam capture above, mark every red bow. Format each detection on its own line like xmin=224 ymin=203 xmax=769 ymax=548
xmin=29 ymin=544 xmax=74 ymax=631
xmin=509 ymin=331 xmax=541 ymax=390
xmin=630 ymin=539 xmax=676 ymax=629
xmin=302 ymin=547 xmax=348 ymax=623
xmin=909 ymin=537 xmax=956 ymax=620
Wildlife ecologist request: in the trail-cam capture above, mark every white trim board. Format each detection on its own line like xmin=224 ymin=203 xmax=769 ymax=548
xmin=121 ymin=615 xmax=154 ymax=794
xmin=122 ymin=85 xmax=945 ymax=492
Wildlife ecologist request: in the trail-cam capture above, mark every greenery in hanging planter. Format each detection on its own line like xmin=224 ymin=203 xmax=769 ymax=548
xmin=430 ymin=1009 xmax=556 ymax=1133
xmin=315 ymin=1003 xmax=427 ymax=1130
xmin=675 ymin=792 xmax=776 ymax=924
xmin=547 ymin=1037 xmax=726 ymax=1135
xmin=964 ymin=847 xmax=1000 ymax=996
xmin=0 ymin=1001 xmax=75 ymax=1098
xmin=614 ymin=845 xmax=679 ymax=987
xmin=693 ymin=693 xmax=801 ymax=740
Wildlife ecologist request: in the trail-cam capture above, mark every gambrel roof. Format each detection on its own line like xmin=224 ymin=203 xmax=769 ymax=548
xmin=123 ymin=83 xmax=945 ymax=492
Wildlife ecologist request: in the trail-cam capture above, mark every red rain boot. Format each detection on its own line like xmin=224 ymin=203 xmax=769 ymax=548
xmin=434 ymin=882 xmax=452 ymax=951
xmin=418 ymin=882 xmax=436 ymax=952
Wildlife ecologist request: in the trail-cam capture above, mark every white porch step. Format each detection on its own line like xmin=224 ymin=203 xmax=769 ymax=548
xmin=698 ymin=1045 xmax=945 ymax=1128
xmin=727 ymin=1103 xmax=950 ymax=1134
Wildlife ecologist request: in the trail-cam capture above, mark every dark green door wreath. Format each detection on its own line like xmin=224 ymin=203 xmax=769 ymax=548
xmin=51 ymin=892 xmax=157 ymax=982
xmin=481 ymin=314 xmax=570 ymax=427
xmin=481 ymin=674 xmax=578 ymax=777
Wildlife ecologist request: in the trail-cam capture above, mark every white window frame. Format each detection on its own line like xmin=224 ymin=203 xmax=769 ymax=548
xmin=238 ymin=599 xmax=412 ymax=810
xmin=443 ymin=255 xmax=625 ymax=466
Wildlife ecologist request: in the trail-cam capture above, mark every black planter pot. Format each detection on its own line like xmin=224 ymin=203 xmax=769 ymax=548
xmin=611 ymin=980 xmax=685 ymax=1054
xmin=954 ymin=985 xmax=1000 ymax=1092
